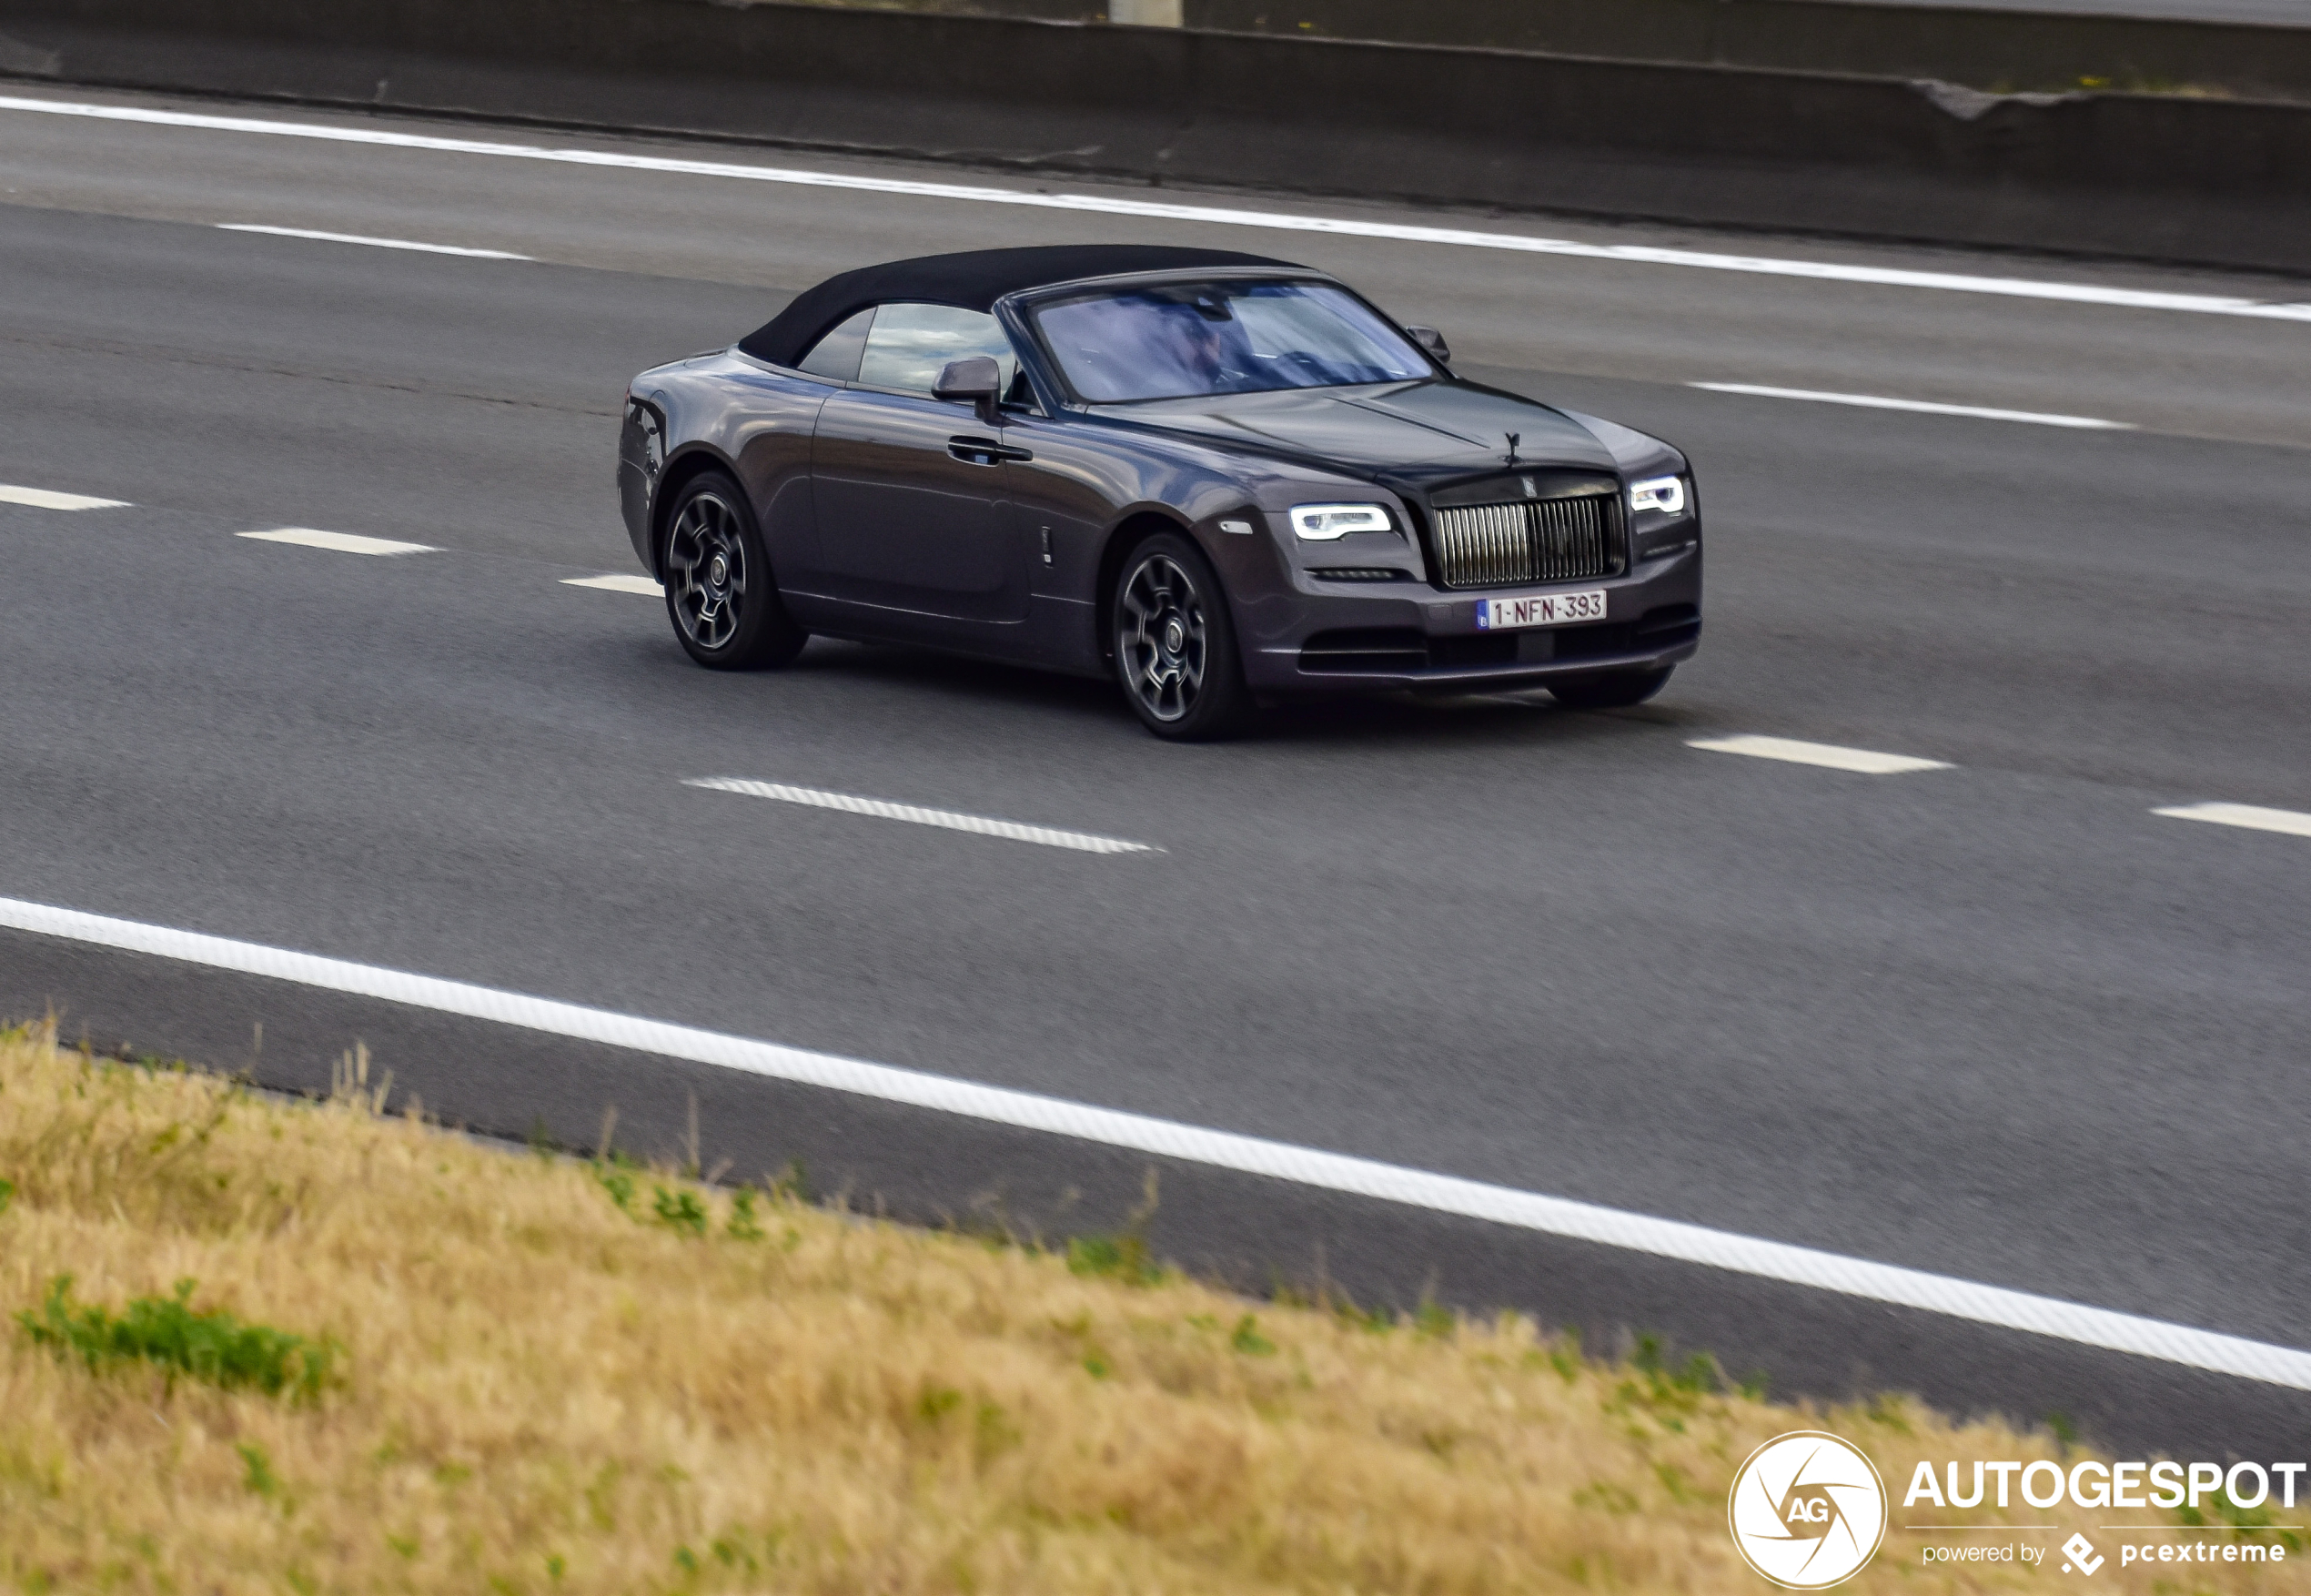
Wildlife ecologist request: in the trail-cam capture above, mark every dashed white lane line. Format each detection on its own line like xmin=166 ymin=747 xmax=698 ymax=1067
xmin=1690 ymin=383 xmax=2134 ymax=430
xmin=7 ymin=95 xmax=2311 ymax=326
xmin=2 ymin=889 xmax=2307 ymax=1389
xmin=562 ymin=573 xmax=662 ymax=595
xmin=237 ymin=528 xmax=435 ymax=557
xmin=2154 ymin=801 xmax=2311 ymax=840
xmin=0 ymin=484 xmax=131 ymax=510
xmin=1688 ymin=734 xmax=1953 ymax=775
xmin=216 ymin=223 xmax=531 ymax=259
xmin=686 ymin=777 xmax=1160 ymax=855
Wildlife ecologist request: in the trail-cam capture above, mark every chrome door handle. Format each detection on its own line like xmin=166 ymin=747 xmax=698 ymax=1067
xmin=948 ymin=436 xmax=1032 ymax=465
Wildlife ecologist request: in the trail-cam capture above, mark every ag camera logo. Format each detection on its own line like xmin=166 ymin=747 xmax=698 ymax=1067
xmin=1729 ymin=1431 xmax=1889 ymax=1588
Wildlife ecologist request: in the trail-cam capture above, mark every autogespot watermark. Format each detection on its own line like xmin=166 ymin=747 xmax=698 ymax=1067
xmin=1902 ymin=1457 xmax=2308 ymax=1513
xmin=1905 ymin=1457 xmax=2302 ymax=1577
xmin=1729 ymin=1433 xmax=2305 ymax=1586
xmin=1729 ymin=1432 xmax=1889 ymax=1588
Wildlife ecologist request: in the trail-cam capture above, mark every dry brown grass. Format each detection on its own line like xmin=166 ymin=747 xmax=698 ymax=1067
xmin=0 ymin=1022 xmax=2297 ymax=1594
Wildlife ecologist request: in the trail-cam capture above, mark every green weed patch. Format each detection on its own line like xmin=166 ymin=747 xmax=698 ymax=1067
xmin=18 ymin=1276 xmax=335 ymax=1399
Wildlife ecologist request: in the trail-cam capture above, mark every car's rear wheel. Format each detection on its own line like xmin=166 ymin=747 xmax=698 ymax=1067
xmin=1112 ymin=532 xmax=1249 ymax=741
xmin=662 ymin=470 xmax=807 ymax=670
xmin=1548 ymin=665 xmax=1673 ymax=710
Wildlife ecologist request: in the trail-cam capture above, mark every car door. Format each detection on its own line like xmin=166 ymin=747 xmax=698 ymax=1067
xmin=810 ymin=303 xmax=1033 ymax=630
xmin=994 ymin=409 xmax=1143 ymax=669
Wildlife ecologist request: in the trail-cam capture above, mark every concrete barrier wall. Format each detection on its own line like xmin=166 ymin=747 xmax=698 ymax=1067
xmin=1 ymin=0 xmax=2306 ymax=272
xmin=1185 ymin=0 xmax=2311 ymax=105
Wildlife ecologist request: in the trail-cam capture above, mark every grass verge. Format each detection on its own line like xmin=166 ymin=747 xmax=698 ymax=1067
xmin=0 ymin=1022 xmax=2295 ymax=1593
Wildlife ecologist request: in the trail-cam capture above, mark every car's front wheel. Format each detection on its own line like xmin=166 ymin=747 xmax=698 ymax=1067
xmin=1111 ymin=532 xmax=1250 ymax=741
xmin=1549 ymin=665 xmax=1673 ymax=710
xmin=661 ymin=470 xmax=807 ymax=670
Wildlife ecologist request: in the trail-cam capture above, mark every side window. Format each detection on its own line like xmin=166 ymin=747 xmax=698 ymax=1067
xmin=854 ymin=303 xmax=1020 ymax=396
xmin=796 ymin=307 xmax=873 ymax=382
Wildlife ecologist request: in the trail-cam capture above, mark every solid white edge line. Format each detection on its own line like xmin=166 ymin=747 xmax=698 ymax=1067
xmin=1686 ymin=734 xmax=1953 ymax=775
xmin=686 ymin=777 xmax=1159 ymax=854
xmin=217 ymin=223 xmax=531 ymax=260
xmin=6 ymin=94 xmax=2311 ymax=326
xmin=3 ymin=891 xmax=2306 ymax=1390
xmin=0 ymin=484 xmax=133 ymax=510
xmin=238 ymin=528 xmax=436 ymax=556
xmin=1690 ymin=383 xmax=2134 ymax=430
xmin=561 ymin=573 xmax=663 ymax=595
xmin=2153 ymin=802 xmax=2311 ymax=839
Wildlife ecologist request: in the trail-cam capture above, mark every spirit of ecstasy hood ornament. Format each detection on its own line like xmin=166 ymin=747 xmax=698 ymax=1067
xmin=1503 ymin=431 xmax=1521 ymax=465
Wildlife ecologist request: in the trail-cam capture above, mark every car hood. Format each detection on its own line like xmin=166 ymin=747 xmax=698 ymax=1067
xmin=1094 ymin=379 xmax=1620 ymax=478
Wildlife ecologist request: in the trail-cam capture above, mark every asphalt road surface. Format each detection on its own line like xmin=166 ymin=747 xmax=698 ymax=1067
xmin=3 ymin=87 xmax=2306 ymax=1458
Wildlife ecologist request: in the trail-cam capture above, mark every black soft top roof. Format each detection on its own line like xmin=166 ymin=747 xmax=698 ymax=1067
xmin=736 ymin=244 xmax=1301 ymax=369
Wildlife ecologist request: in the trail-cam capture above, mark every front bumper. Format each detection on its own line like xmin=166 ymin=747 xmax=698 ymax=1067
xmin=1236 ymin=547 xmax=1702 ymax=695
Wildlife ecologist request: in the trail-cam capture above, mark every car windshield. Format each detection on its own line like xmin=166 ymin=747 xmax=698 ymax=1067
xmin=1028 ymin=279 xmax=1428 ymax=403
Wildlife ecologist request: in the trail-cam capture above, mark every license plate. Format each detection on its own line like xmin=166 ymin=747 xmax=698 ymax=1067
xmin=1473 ymin=589 xmax=1607 ymax=631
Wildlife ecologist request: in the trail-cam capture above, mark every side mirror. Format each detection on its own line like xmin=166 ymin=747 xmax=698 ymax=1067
xmin=933 ymin=356 xmax=1004 ymax=425
xmin=1406 ymin=326 xmax=1451 ymax=365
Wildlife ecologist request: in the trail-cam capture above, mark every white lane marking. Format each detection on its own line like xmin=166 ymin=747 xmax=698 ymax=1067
xmin=1690 ymin=383 xmax=2134 ymax=430
xmin=3 ymin=890 xmax=2307 ymax=1391
xmin=5 ymin=95 xmax=2309 ymax=327
xmin=1688 ymin=734 xmax=1953 ymax=775
xmin=687 ymin=777 xmax=1159 ymax=854
xmin=562 ymin=573 xmax=662 ymax=595
xmin=2154 ymin=801 xmax=2311 ymax=839
xmin=217 ymin=223 xmax=531 ymax=259
xmin=0 ymin=484 xmax=132 ymax=510
xmin=238 ymin=528 xmax=435 ymax=556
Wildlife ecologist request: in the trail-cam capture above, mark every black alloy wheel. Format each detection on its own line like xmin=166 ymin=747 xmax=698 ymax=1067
xmin=662 ymin=470 xmax=807 ymax=670
xmin=1112 ymin=532 xmax=1250 ymax=740
xmin=1548 ymin=665 xmax=1674 ymax=710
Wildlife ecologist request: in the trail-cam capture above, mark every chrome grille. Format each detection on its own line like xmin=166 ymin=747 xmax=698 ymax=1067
xmin=1432 ymin=494 xmax=1622 ymax=589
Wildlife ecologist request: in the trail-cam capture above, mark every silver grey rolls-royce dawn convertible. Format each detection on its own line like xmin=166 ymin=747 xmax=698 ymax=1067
xmin=618 ymin=244 xmax=1701 ymax=740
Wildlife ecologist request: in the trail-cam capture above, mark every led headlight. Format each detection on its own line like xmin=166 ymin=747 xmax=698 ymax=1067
xmin=1628 ymin=475 xmax=1687 ymax=517
xmin=1288 ymin=504 xmax=1394 ymax=540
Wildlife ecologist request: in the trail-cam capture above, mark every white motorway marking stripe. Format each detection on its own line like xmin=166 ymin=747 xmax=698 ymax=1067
xmin=1688 ymin=734 xmax=1953 ymax=775
xmin=2153 ymin=801 xmax=2311 ymax=839
xmin=238 ymin=528 xmax=436 ymax=556
xmin=217 ymin=223 xmax=531 ymax=259
xmin=5 ymin=95 xmax=2309 ymax=327
xmin=2 ymin=890 xmax=2307 ymax=1390
xmin=562 ymin=573 xmax=663 ymax=595
xmin=1690 ymin=383 xmax=2134 ymax=430
xmin=687 ymin=777 xmax=1158 ymax=854
xmin=0 ymin=483 xmax=131 ymax=510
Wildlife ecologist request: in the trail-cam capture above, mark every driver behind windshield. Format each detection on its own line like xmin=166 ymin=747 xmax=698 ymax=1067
xmin=1171 ymin=297 xmax=1254 ymax=389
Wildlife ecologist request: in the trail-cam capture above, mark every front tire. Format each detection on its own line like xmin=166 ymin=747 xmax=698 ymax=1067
xmin=662 ymin=470 xmax=807 ymax=671
xmin=1549 ymin=665 xmax=1673 ymax=710
xmin=1111 ymin=532 xmax=1250 ymax=741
